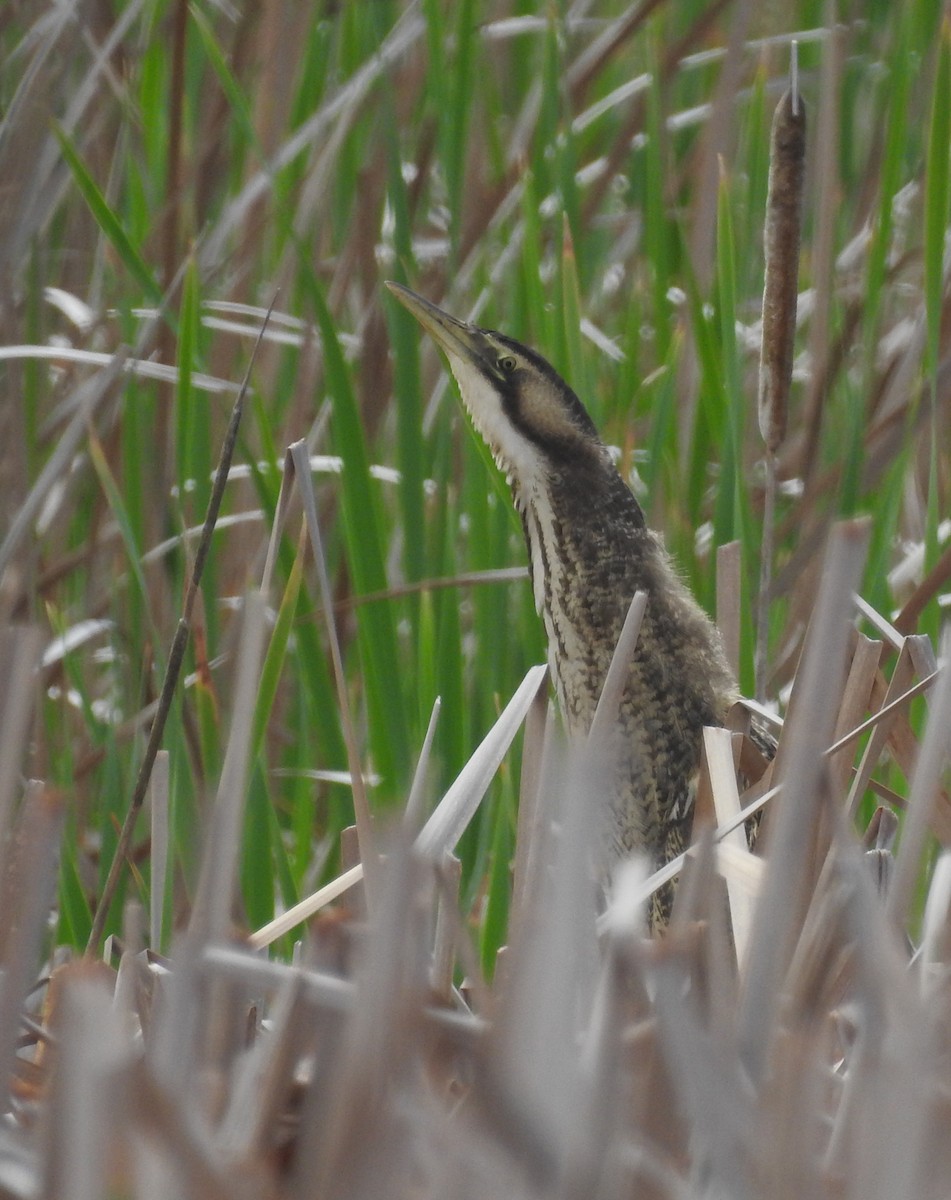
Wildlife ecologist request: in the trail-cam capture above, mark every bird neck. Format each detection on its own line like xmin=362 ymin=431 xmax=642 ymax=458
xmin=515 ymin=458 xmax=649 ymax=637
xmin=514 ymin=457 xmax=737 ymax=736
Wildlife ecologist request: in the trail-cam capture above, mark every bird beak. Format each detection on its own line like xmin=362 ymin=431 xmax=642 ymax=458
xmin=385 ymin=281 xmax=487 ymax=370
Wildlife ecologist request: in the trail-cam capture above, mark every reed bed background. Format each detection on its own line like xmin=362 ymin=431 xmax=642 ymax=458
xmin=1 ymin=1 xmax=951 ymax=1196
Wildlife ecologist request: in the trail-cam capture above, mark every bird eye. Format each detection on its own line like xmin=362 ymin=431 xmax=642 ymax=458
xmin=498 ymin=355 xmax=517 ymax=373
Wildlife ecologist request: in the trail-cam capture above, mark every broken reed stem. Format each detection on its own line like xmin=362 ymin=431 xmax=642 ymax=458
xmin=403 ymin=696 xmax=442 ymax=836
xmin=589 ymin=590 xmax=648 ymax=742
xmin=85 ymin=302 xmax=275 ymax=956
xmin=740 ymin=517 xmax=869 ymax=1085
xmin=755 ymin=69 xmax=806 ymax=700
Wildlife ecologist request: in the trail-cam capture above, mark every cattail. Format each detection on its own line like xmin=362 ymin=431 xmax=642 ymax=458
xmin=759 ymin=85 xmax=807 ymax=455
xmin=756 ymin=66 xmax=807 ymax=701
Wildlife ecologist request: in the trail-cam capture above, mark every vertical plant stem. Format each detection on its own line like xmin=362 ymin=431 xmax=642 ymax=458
xmin=755 ymin=55 xmax=806 ymax=700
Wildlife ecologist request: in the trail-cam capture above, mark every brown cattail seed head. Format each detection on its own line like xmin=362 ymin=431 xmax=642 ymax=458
xmin=758 ymin=87 xmax=807 ymax=456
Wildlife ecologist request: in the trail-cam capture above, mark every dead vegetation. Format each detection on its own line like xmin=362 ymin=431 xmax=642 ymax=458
xmin=3 ymin=507 xmax=951 ymax=1198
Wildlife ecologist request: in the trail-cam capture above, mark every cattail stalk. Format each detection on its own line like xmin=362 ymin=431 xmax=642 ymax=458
xmin=756 ymin=54 xmax=807 ymax=700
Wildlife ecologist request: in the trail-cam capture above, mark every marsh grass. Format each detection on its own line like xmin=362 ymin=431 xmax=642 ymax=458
xmin=1 ymin=2 xmax=951 ymax=1195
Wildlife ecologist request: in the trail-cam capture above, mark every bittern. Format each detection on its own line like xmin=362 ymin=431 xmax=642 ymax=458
xmin=387 ymin=282 xmax=755 ymax=928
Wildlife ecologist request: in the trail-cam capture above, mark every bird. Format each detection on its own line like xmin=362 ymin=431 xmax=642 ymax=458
xmin=386 ymin=281 xmax=763 ymax=929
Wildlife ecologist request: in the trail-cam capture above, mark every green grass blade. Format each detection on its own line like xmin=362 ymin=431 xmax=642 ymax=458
xmin=86 ymin=432 xmax=158 ymax=649
xmin=304 ymin=278 xmax=411 ymax=792
xmin=53 ymin=123 xmax=163 ymax=307
xmin=382 ymin=133 xmax=426 ymax=585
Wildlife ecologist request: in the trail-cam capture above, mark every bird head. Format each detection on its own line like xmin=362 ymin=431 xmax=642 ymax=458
xmin=386 ymin=282 xmax=608 ymax=497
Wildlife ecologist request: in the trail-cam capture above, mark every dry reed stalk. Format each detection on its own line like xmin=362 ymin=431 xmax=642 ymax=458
xmin=148 ymin=751 xmax=170 ymax=952
xmin=0 ymin=784 xmax=64 ymax=1112
xmin=829 ymin=634 xmax=882 ymax=796
xmin=0 ymin=628 xmax=42 ymax=899
xmin=189 ymin=589 xmax=268 ymax=943
xmin=716 ymin=540 xmax=742 ymax=681
xmin=508 ymin=673 xmax=552 ymax=943
xmin=702 ymin=727 xmax=757 ymax=963
xmin=740 ymin=517 xmax=868 ymax=1083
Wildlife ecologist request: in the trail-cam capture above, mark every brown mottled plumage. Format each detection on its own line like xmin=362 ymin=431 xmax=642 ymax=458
xmin=387 ymin=282 xmax=750 ymax=929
